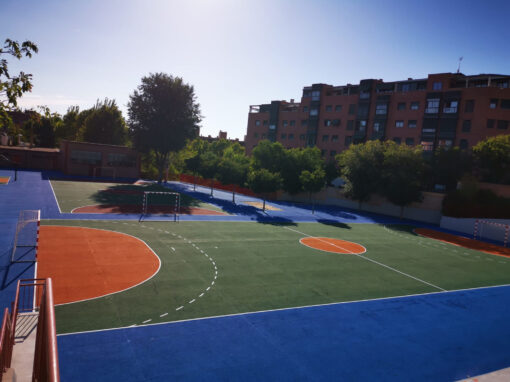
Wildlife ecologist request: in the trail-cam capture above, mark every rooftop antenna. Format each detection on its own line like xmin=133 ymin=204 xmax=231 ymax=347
xmin=457 ymin=56 xmax=463 ymax=74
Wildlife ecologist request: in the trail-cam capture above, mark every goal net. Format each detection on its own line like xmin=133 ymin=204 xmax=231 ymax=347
xmin=142 ymin=191 xmax=180 ymax=221
xmin=11 ymin=210 xmax=40 ymax=263
xmin=474 ymin=219 xmax=509 ymax=247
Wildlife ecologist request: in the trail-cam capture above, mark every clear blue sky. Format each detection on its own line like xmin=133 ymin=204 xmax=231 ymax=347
xmin=3 ymin=0 xmax=510 ymax=139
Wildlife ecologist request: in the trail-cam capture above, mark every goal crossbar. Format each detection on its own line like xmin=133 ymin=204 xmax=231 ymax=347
xmin=474 ymin=219 xmax=509 ymax=247
xmin=11 ymin=210 xmax=40 ymax=263
xmin=142 ymin=191 xmax=180 ymax=221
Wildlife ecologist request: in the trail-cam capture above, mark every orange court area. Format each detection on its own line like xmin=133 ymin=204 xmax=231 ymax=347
xmin=300 ymin=237 xmax=366 ymax=254
xmin=415 ymin=228 xmax=510 ymax=257
xmin=37 ymin=226 xmax=160 ymax=304
xmin=0 ymin=177 xmax=10 ymax=185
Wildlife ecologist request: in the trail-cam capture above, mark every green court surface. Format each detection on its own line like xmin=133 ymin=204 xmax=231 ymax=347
xmin=50 ymin=179 xmax=225 ymax=213
xmin=44 ymin=220 xmax=510 ymax=335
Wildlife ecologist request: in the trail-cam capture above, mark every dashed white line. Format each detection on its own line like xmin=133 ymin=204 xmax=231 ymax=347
xmin=199 ymin=293 xmax=204 ymax=297
xmin=142 ymin=319 xmax=152 ymax=324
xmin=189 ymin=299 xmax=196 ymax=304
xmin=160 ymin=313 xmax=168 ymax=317
xmin=171 ymin=247 xmax=175 ymax=251
xmin=176 ymin=306 xmax=184 ymax=311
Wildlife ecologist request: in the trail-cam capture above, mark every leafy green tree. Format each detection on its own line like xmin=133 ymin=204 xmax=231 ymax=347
xmin=472 ymin=134 xmax=510 ymax=184
xmin=22 ymin=107 xmax=62 ymax=148
xmin=251 ymin=140 xmax=286 ymax=173
xmin=198 ymin=151 xmax=220 ymax=196
xmin=0 ymin=39 xmax=38 ymax=129
xmin=55 ymin=105 xmax=82 ymax=142
xmin=381 ymin=142 xmax=425 ymax=218
xmin=217 ymin=146 xmax=250 ymax=203
xmin=299 ymin=168 xmax=326 ymax=214
xmin=78 ymin=99 xmax=128 ymax=145
xmin=281 ymin=147 xmax=325 ymax=195
xmin=128 ymin=73 xmax=201 ymax=183
xmin=183 ymin=139 xmax=208 ymax=190
xmin=336 ymin=140 xmax=385 ymax=209
xmin=425 ymin=146 xmax=472 ymax=191
xmin=247 ymin=168 xmax=282 ymax=212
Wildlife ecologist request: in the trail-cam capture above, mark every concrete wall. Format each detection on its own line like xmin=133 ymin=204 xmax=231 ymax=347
xmin=278 ymin=187 xmax=445 ymax=224
xmin=440 ymin=216 xmax=510 ymax=243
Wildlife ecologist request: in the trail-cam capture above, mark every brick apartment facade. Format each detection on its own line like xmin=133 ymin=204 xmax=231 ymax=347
xmin=244 ymin=73 xmax=510 ymax=158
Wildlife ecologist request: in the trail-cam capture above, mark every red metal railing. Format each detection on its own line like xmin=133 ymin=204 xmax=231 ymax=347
xmin=0 ymin=278 xmax=59 ymax=381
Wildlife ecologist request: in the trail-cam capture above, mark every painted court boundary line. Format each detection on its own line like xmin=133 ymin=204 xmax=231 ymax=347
xmin=57 ymin=282 xmax=510 ymax=337
xmin=285 ymin=226 xmax=446 ymax=292
xmin=48 ymin=179 xmax=62 ymax=214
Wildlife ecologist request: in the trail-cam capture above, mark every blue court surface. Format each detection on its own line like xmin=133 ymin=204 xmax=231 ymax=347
xmin=1 ymin=169 xmax=510 ymax=381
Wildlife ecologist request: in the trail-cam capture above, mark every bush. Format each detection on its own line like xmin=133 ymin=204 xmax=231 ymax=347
xmin=442 ymin=188 xmax=510 ymax=218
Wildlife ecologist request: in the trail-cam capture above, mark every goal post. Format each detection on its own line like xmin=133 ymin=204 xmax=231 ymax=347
xmin=474 ymin=219 xmax=509 ymax=247
xmin=141 ymin=191 xmax=180 ymax=221
xmin=11 ymin=210 xmax=40 ymax=263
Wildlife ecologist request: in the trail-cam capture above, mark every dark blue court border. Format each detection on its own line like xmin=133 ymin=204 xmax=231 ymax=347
xmin=58 ymin=284 xmax=510 ymax=381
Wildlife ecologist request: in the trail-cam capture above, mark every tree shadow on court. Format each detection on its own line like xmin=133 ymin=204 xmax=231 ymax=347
xmin=316 ymin=219 xmax=351 ymax=229
xmin=383 ymin=224 xmax=418 ymax=235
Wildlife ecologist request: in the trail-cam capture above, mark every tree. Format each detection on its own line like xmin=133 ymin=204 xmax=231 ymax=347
xmin=247 ymin=168 xmax=282 ymax=212
xmin=0 ymin=39 xmax=38 ymax=129
xmin=299 ymin=168 xmax=326 ymax=214
xmin=472 ymin=134 xmax=510 ymax=184
xmin=55 ymin=106 xmax=82 ymax=143
xmin=217 ymin=145 xmax=250 ymax=203
xmin=128 ymin=73 xmax=201 ymax=183
xmin=281 ymin=147 xmax=325 ymax=195
xmin=381 ymin=142 xmax=425 ymax=218
xmin=78 ymin=99 xmax=128 ymax=145
xmin=336 ymin=140 xmax=385 ymax=209
xmin=251 ymin=140 xmax=286 ymax=173
xmin=198 ymin=151 xmax=220 ymax=196
xmin=425 ymin=146 xmax=471 ymax=191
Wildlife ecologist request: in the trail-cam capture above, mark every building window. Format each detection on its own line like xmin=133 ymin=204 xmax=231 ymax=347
xmin=490 ymin=99 xmax=498 ymax=109
xmin=107 ymin=153 xmax=137 ymax=167
xmin=325 ymin=105 xmax=332 ymax=112
xmin=401 ymin=83 xmax=410 ymax=92
xmin=310 ymin=107 xmax=319 ymax=116
xmin=348 ymin=104 xmax=356 ymax=115
xmin=312 ymin=91 xmax=320 ymax=101
xmin=395 ymin=120 xmax=404 ymax=128
xmin=71 ymin=150 xmax=102 ymax=165
xmin=425 ymin=98 xmax=440 ymax=113
xmin=393 ymin=137 xmax=401 ymax=144
xmin=263 ymin=120 xmax=268 ymax=125
xmin=408 ymin=120 xmax=417 ymax=128
xmin=261 ymin=133 xmax=266 ymax=139
xmin=459 ymin=139 xmax=468 ymax=150
xmin=269 ymin=124 xmax=276 ymax=130
xmin=443 ymin=100 xmax=458 ymax=113
xmin=359 ymin=91 xmax=370 ymax=100
xmin=501 ymin=99 xmax=510 ymax=109
xmin=303 ymin=106 xmax=309 ymax=112
xmin=422 ymin=141 xmax=434 ymax=151
xmin=330 ymin=150 xmax=337 ymax=157
xmin=281 ymin=133 xmax=286 ymax=139
xmin=290 ymin=120 xmax=296 ymax=126
xmin=410 ymin=102 xmax=419 ymax=110
xmin=332 ymin=119 xmax=341 ymax=126
xmin=433 ymin=81 xmax=442 ymax=90
xmin=487 ymin=119 xmax=495 ymax=129
xmin=332 ymin=135 xmax=339 ymax=142
xmin=282 ymin=120 xmax=288 ymax=127
xmin=301 ymin=119 xmax=308 ymax=126
xmin=322 ymin=135 xmax=329 ymax=142
xmin=397 ymin=102 xmax=406 ymax=111
xmin=321 ymin=149 xmax=326 ymax=156
xmin=335 ymin=105 xmax=342 ymax=112
xmin=255 ymin=120 xmax=261 ymax=126
xmin=288 ymin=134 xmax=294 ymax=140
xmin=347 ymin=120 xmax=354 ymax=130
xmin=357 ymin=120 xmax=367 ymax=132
xmin=373 ymin=122 xmax=381 ymax=132
xmin=375 ymin=103 xmax=387 ymax=115
xmin=324 ymin=119 xmax=332 ymax=127
xmin=299 ymin=134 xmax=306 ymax=140
xmin=405 ymin=138 xmax=414 ymax=146
xmin=254 ymin=132 xmax=259 ymax=138
xmin=345 ymin=136 xmax=352 ymax=146
xmin=498 ymin=120 xmax=509 ymax=130
xmin=465 ymin=100 xmax=474 ymax=112
xmin=462 ymin=120 xmax=471 ymax=132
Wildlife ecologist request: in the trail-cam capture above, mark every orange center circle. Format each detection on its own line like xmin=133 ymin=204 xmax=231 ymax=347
xmin=300 ymin=237 xmax=366 ymax=254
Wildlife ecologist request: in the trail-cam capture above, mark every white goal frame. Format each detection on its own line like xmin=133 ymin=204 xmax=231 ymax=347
xmin=141 ymin=191 xmax=180 ymax=221
xmin=11 ymin=210 xmax=40 ymax=263
xmin=474 ymin=219 xmax=509 ymax=247
xmin=93 ymin=166 xmax=116 ymax=179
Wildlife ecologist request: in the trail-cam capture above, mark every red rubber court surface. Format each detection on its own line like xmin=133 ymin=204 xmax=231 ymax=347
xmin=37 ymin=226 xmax=160 ymax=304
xmin=300 ymin=237 xmax=366 ymax=254
xmin=0 ymin=177 xmax=9 ymax=185
xmin=72 ymin=204 xmax=227 ymax=215
xmin=415 ymin=228 xmax=510 ymax=257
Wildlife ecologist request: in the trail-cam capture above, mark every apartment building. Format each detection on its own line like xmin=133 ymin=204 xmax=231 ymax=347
xmin=245 ymin=73 xmax=510 ymax=158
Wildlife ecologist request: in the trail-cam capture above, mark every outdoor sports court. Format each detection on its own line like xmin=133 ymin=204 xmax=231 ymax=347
xmin=1 ymin=169 xmax=510 ymax=381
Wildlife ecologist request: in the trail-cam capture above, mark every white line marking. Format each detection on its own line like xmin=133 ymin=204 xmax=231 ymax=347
xmin=176 ymin=306 xmax=183 ymax=311
xmin=58 ymin=283 xmax=510 ymax=337
xmin=165 ymin=231 xmax=169 ymax=234
xmin=206 ymin=287 xmax=210 ymax=291
xmin=160 ymin=313 xmax=168 ymax=317
xmin=171 ymin=247 xmax=175 ymax=251
xmin=48 ymin=180 xmax=62 ymax=213
xmin=189 ymin=299 xmax=195 ymax=304
xmin=199 ymin=293 xmax=204 ymax=297
xmin=285 ymin=226 xmax=445 ymax=292
xmin=142 ymin=319 xmax=151 ymax=324
xmin=211 ymin=281 xmax=215 ymax=285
